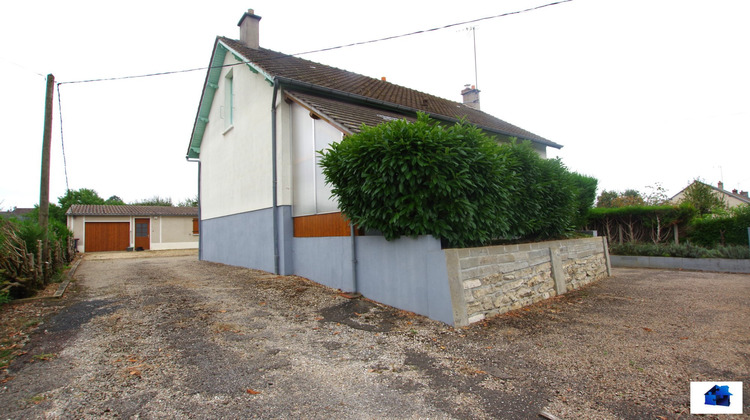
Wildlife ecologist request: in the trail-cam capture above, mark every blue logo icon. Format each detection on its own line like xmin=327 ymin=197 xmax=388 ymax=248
xmin=704 ymin=385 xmax=732 ymax=407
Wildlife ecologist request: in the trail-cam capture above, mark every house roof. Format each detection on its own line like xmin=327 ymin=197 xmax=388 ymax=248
xmin=67 ymin=205 xmax=198 ymax=217
xmin=187 ymin=37 xmax=561 ymax=159
xmin=0 ymin=208 xmax=34 ymax=219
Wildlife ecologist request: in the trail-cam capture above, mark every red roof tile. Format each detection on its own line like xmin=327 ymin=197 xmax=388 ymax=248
xmin=66 ymin=205 xmax=198 ymax=217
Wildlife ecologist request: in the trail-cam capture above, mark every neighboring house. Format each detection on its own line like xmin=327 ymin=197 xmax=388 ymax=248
xmin=0 ymin=207 xmax=34 ymax=220
xmin=671 ymin=181 xmax=750 ymax=208
xmin=66 ymin=205 xmax=199 ymax=253
xmin=185 ymin=10 xmax=564 ymax=324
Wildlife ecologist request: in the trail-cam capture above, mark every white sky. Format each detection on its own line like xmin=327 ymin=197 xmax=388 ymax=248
xmin=1 ymin=0 xmax=748 ymax=209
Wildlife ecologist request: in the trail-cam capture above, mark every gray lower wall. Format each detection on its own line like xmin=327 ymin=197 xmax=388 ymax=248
xmin=293 ymin=235 xmax=454 ymax=325
xmin=611 ymin=255 xmax=750 ymax=274
xmin=357 ymin=236 xmax=453 ymax=325
xmin=201 ymin=206 xmax=293 ymax=274
xmin=201 ymin=209 xmax=609 ymax=327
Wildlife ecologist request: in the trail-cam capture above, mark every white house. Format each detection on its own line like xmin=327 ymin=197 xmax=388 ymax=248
xmin=186 ymin=10 xmax=563 ymax=324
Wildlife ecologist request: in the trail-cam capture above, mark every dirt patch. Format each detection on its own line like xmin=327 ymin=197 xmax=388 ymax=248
xmin=1 ymin=256 xmax=748 ymax=419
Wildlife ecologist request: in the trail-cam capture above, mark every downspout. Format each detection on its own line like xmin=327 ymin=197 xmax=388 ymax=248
xmin=271 ymin=78 xmax=280 ymax=274
xmin=186 ymin=157 xmax=201 ymax=260
xmin=350 ymin=223 xmax=358 ymax=293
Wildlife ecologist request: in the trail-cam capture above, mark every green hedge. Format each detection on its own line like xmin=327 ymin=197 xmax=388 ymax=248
xmin=586 ymin=204 xmax=696 ymax=244
xmin=610 ymin=242 xmax=750 ymax=259
xmin=688 ymin=205 xmax=750 ymax=247
xmin=319 ymin=113 xmax=594 ymax=247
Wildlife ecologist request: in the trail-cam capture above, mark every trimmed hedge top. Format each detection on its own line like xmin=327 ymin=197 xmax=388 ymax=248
xmin=319 ymin=113 xmax=595 ymax=247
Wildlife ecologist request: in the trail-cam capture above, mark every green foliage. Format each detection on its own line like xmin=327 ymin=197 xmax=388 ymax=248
xmin=319 ymin=113 xmax=591 ymax=247
xmin=0 ymin=289 xmax=11 ymax=305
xmin=178 ymin=195 xmax=199 ymax=207
xmin=131 ymin=196 xmax=173 ymax=206
xmin=58 ymin=188 xmax=105 ymax=215
xmin=688 ymin=204 xmax=750 ymax=246
xmin=570 ymin=173 xmax=598 ymax=229
xmin=596 ymin=189 xmax=645 ymax=208
xmin=587 ymin=204 xmax=696 ymax=244
xmin=105 ymin=195 xmax=126 ymax=205
xmin=503 ymin=142 xmax=578 ymax=239
xmin=679 ymin=179 xmax=726 ymax=216
xmin=610 ymin=241 xmax=750 ymax=259
xmin=10 ymin=217 xmax=72 ymax=255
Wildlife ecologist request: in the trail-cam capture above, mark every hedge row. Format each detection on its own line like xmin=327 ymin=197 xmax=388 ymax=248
xmin=688 ymin=205 xmax=750 ymax=247
xmin=319 ymin=113 xmax=596 ymax=248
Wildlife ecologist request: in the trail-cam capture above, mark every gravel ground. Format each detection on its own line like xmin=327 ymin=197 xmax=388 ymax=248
xmin=1 ymin=250 xmax=748 ymax=419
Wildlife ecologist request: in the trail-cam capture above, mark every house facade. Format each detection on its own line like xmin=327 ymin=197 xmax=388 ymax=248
xmin=66 ymin=205 xmax=199 ymax=253
xmin=186 ymin=10 xmax=567 ymax=324
xmin=671 ymin=180 xmax=750 ymax=209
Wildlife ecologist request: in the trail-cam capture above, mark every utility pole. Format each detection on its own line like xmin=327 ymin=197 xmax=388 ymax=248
xmin=39 ymin=73 xmax=54 ymax=282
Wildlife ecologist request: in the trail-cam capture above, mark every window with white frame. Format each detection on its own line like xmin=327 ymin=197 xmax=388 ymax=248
xmin=223 ymin=69 xmax=234 ymax=130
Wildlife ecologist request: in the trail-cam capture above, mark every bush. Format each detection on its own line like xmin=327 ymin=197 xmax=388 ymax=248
xmin=688 ymin=205 xmax=750 ymax=247
xmin=609 ymin=242 xmax=749 ymax=259
xmin=319 ymin=113 xmax=590 ymax=247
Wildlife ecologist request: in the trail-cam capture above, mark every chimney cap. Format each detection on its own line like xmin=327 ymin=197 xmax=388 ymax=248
xmin=237 ymin=9 xmax=262 ymax=26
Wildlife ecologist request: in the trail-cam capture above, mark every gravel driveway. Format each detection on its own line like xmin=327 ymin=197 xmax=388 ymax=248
xmin=1 ymin=251 xmax=748 ymax=419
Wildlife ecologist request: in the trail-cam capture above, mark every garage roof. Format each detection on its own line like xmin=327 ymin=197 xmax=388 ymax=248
xmin=67 ymin=205 xmax=198 ymax=217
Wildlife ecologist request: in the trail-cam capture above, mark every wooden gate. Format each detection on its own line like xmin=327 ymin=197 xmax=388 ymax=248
xmin=85 ymin=222 xmax=129 ymax=252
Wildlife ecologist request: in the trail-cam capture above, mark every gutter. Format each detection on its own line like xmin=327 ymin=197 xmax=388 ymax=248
xmin=185 ymin=158 xmax=202 ymax=261
xmin=271 ymin=78 xmax=280 ymax=274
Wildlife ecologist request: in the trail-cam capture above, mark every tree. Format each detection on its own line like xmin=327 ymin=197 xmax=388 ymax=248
xmin=131 ymin=196 xmax=173 ymax=206
xmin=596 ymin=190 xmax=619 ymax=208
xmin=680 ymin=180 xmax=726 ymax=216
xmin=643 ymin=182 xmax=669 ymax=206
xmin=596 ymin=189 xmax=645 ymax=208
xmin=616 ymin=189 xmax=645 ymax=207
xmin=58 ymin=188 xmax=105 ymax=215
xmin=105 ymin=195 xmax=126 ymax=205
xmin=178 ymin=195 xmax=199 ymax=207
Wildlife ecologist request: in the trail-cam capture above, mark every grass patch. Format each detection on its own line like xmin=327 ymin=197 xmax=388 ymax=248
xmin=31 ymin=353 xmax=57 ymax=361
xmin=0 ymin=348 xmax=14 ymax=368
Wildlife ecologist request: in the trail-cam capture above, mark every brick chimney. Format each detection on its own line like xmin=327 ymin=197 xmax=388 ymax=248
xmin=741 ymin=191 xmax=749 ymax=198
xmin=461 ymin=84 xmax=480 ymax=110
xmin=718 ymin=181 xmax=724 ymax=190
xmin=238 ymin=9 xmax=262 ymax=49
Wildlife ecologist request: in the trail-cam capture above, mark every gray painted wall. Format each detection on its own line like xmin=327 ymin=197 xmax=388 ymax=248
xmin=292 ymin=235 xmax=454 ymax=325
xmin=292 ymin=236 xmax=355 ymax=292
xmin=201 ymin=207 xmax=277 ymax=273
xmin=356 ymin=236 xmax=454 ymax=325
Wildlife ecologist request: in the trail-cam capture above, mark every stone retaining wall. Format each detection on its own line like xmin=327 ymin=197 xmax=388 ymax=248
xmin=445 ymin=237 xmax=610 ymax=326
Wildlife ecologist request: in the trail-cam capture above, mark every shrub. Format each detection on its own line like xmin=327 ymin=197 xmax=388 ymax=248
xmin=688 ymin=205 xmax=750 ymax=247
xmin=609 ymin=242 xmax=749 ymax=259
xmin=319 ymin=113 xmax=590 ymax=247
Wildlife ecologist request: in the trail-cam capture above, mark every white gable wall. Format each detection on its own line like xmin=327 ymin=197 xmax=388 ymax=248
xmin=200 ymin=53 xmax=295 ymax=220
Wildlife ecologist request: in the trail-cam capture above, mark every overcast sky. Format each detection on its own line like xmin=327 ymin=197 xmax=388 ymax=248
xmin=1 ymin=0 xmax=748 ymax=209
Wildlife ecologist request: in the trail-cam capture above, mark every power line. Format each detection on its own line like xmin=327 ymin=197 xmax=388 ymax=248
xmin=56 ymin=83 xmax=70 ymax=192
xmin=57 ymin=0 xmax=573 ymax=85
xmin=292 ymin=0 xmax=573 ymax=56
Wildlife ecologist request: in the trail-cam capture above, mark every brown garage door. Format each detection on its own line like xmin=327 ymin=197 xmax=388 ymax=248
xmin=85 ymin=222 xmax=130 ymax=252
